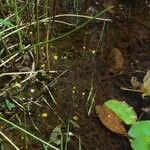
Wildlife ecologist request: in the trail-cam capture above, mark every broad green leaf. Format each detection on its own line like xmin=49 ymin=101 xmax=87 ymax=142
xmin=104 ymin=100 xmax=137 ymax=125
xmin=0 ymin=19 xmax=14 ymax=27
xmin=128 ymin=121 xmax=150 ymax=139
xmin=130 ymin=137 xmax=150 ymax=150
xmin=128 ymin=121 xmax=150 ymax=150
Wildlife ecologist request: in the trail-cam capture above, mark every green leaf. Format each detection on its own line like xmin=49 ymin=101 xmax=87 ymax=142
xmin=128 ymin=121 xmax=150 ymax=139
xmin=130 ymin=137 xmax=150 ymax=150
xmin=0 ymin=19 xmax=14 ymax=27
xmin=6 ymin=100 xmax=15 ymax=110
xmin=1 ymin=100 xmax=15 ymax=110
xmin=128 ymin=121 xmax=150 ymax=150
xmin=104 ymin=99 xmax=137 ymax=125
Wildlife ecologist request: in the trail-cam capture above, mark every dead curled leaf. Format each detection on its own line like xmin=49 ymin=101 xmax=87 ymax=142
xmin=129 ymin=70 xmax=150 ymax=98
xmin=109 ymin=48 xmax=124 ymax=74
xmin=95 ymin=105 xmax=127 ymax=135
xmin=130 ymin=76 xmax=142 ymax=89
xmin=141 ymin=70 xmax=150 ymax=97
xmin=121 ymin=70 xmax=150 ymax=98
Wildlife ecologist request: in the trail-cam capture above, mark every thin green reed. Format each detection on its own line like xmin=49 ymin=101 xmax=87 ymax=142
xmin=2 ymin=6 xmax=114 ymax=63
xmin=14 ymin=0 xmax=23 ymax=51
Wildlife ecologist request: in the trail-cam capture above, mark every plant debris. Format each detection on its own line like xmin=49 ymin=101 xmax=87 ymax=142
xmin=109 ymin=48 xmax=124 ymax=74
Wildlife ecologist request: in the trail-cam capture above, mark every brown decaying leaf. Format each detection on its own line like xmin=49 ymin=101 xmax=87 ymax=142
xmin=109 ymin=48 xmax=124 ymax=74
xmin=95 ymin=105 xmax=127 ymax=135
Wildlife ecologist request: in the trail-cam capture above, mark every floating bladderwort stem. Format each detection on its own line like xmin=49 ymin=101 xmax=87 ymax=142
xmin=2 ymin=6 xmax=114 ymax=62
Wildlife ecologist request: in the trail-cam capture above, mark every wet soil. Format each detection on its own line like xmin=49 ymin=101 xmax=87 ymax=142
xmin=0 ymin=0 xmax=150 ymax=150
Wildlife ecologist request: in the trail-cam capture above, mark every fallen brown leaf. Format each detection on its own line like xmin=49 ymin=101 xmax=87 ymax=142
xmin=109 ymin=48 xmax=124 ymax=74
xmin=95 ymin=105 xmax=127 ymax=135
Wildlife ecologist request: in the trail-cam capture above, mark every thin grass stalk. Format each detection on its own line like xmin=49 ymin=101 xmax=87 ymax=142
xmin=23 ymin=111 xmax=28 ymax=149
xmin=0 ymin=53 xmax=19 ymax=68
xmin=0 ymin=130 xmax=20 ymax=150
xmin=65 ymin=120 xmax=70 ymax=150
xmin=0 ymin=1 xmax=6 ymax=18
xmin=0 ymin=15 xmax=111 ymax=40
xmin=100 ymin=21 xmax=106 ymax=60
xmin=35 ymin=0 xmax=40 ymax=69
xmin=51 ymin=0 xmax=57 ymax=36
xmin=2 ymin=6 xmax=114 ymax=61
xmin=45 ymin=0 xmax=50 ymax=71
xmin=0 ymin=116 xmax=60 ymax=150
xmin=78 ymin=136 xmax=81 ymax=150
xmin=27 ymin=6 xmax=114 ymax=50
xmin=14 ymin=0 xmax=23 ymax=51
xmin=0 ymin=3 xmax=28 ymax=36
xmin=60 ymin=132 xmax=63 ymax=150
xmin=45 ymin=0 xmax=57 ymax=71
xmin=45 ymin=29 xmax=50 ymax=71
xmin=88 ymin=93 xmax=96 ymax=116
xmin=73 ymin=0 xmax=80 ymax=25
xmin=25 ymin=0 xmax=30 ymax=22
xmin=0 ymin=37 xmax=16 ymax=71
xmin=0 ymin=37 xmax=11 ymax=55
